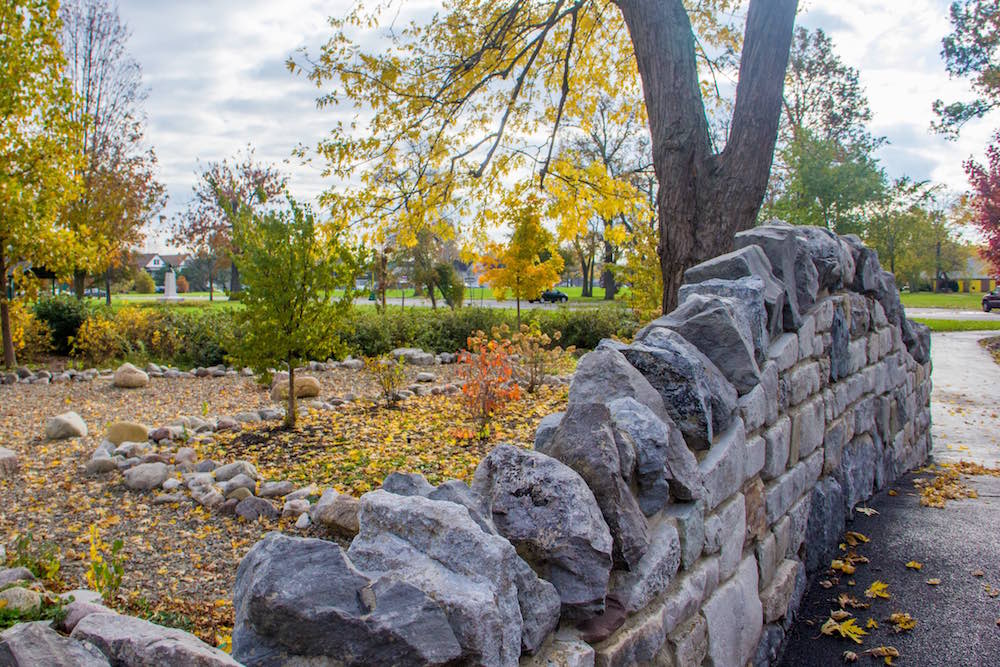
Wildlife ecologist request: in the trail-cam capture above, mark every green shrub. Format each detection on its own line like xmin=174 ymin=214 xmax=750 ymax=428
xmin=32 ymin=296 xmax=89 ymax=355
xmin=133 ymin=271 xmax=155 ymax=294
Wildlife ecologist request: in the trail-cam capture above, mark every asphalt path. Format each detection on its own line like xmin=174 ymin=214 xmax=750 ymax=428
xmin=780 ymin=332 xmax=1000 ymax=667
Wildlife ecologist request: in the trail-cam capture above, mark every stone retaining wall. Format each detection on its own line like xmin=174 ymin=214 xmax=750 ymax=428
xmin=231 ymin=222 xmax=932 ymax=667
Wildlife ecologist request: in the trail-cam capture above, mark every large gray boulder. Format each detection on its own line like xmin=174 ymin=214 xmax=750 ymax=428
xmin=72 ymin=613 xmax=239 ymax=666
xmin=841 ymin=234 xmax=882 ymax=293
xmin=902 ymin=319 xmax=931 ymax=365
xmin=874 ymin=270 xmax=904 ymax=326
xmin=678 ymin=276 xmax=770 ymax=363
xmin=639 ymin=294 xmax=761 ymax=393
xmin=348 ymin=491 xmax=560 ymax=664
xmin=602 ymin=330 xmax=737 ymax=451
xmin=471 ymin=444 xmax=613 ymax=620
xmin=311 ymin=489 xmax=360 ymax=537
xmin=539 ymin=402 xmax=650 ymax=570
xmin=122 ymin=462 xmax=169 ymax=491
xmin=568 ymin=348 xmax=670 ymax=423
xmin=45 ymin=411 xmax=88 ymax=440
xmin=682 ymin=245 xmax=786 ymax=338
xmin=0 ymin=621 xmax=110 ymax=666
xmin=391 ymin=347 xmax=436 ymax=366
xmin=734 ymin=223 xmax=820 ymax=330
xmin=233 ymin=533 xmax=461 ymax=667
xmin=607 ymin=397 xmax=704 ymax=514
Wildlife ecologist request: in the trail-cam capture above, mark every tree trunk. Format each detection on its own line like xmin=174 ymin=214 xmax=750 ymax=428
xmin=285 ymin=358 xmax=297 ymax=429
xmin=602 ymin=238 xmax=617 ymax=300
xmin=618 ymin=0 xmax=797 ymax=314
xmin=578 ymin=252 xmax=592 ymax=297
xmin=428 ymin=281 xmax=437 ymax=309
xmin=73 ymin=270 xmax=86 ymax=300
xmin=230 ymin=261 xmax=242 ymax=294
xmin=0 ymin=246 xmax=16 ymax=369
xmin=105 ymin=268 xmax=112 ymax=306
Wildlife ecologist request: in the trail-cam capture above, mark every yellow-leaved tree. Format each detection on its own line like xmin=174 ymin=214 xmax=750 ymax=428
xmin=478 ymin=193 xmax=564 ymax=326
xmin=0 ymin=0 xmax=82 ymax=368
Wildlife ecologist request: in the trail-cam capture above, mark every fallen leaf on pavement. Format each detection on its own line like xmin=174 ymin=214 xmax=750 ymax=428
xmin=866 ymin=581 xmax=891 ymax=599
xmin=888 ymin=612 xmax=917 ymax=632
xmin=905 ymin=560 xmax=923 ymax=570
xmin=821 ymin=616 xmax=868 ymax=644
xmin=926 ymin=578 xmax=941 ymax=585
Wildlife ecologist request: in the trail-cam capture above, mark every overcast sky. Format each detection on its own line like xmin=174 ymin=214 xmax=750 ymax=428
xmin=116 ymin=0 xmax=998 ymax=251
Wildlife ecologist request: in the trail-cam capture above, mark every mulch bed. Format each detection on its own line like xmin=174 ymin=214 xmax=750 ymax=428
xmin=0 ymin=365 xmax=566 ymax=645
xmin=980 ymin=335 xmax=1000 ymax=365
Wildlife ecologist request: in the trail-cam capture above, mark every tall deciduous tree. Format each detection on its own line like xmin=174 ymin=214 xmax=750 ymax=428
xmin=59 ymin=0 xmax=165 ymax=303
xmin=230 ymin=197 xmax=365 ymax=428
xmin=295 ymin=0 xmax=798 ymax=314
xmin=172 ymin=145 xmax=287 ymax=294
xmin=934 ymin=0 xmax=1000 ymax=136
xmin=478 ymin=193 xmax=564 ymax=326
xmin=965 ymin=134 xmax=1000 ymax=274
xmin=0 ymin=0 xmax=81 ymax=368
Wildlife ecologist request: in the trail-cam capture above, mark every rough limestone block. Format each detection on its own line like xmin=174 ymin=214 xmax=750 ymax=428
xmin=662 ymin=557 xmax=717 ymax=637
xmin=698 ymin=420 xmax=747 ymax=510
xmin=822 ymin=418 xmax=848 ymax=476
xmin=797 ymin=315 xmax=817 ymax=360
xmin=790 ymin=396 xmax=825 ymax=464
xmin=703 ymin=556 xmax=763 ymax=667
xmin=664 ymin=501 xmax=705 ymax=570
xmin=678 ymin=276 xmax=771 ymax=363
xmin=734 ymin=224 xmax=819 ymax=330
xmin=738 ymin=385 xmax=767 ymax=432
xmin=761 ymin=417 xmax=791 ymax=481
xmin=611 ymin=518 xmax=681 ymax=613
xmin=703 ymin=493 xmax=745 ymax=580
xmin=785 ymin=492 xmax=814 ymax=560
xmin=745 ymin=435 xmax=766 ymax=481
xmin=767 ymin=334 xmax=798 ymax=373
xmin=838 ymin=434 xmax=877 ymax=514
xmin=760 ymin=559 xmax=804 ymax=623
xmin=667 ymin=614 xmax=708 ymax=667
xmin=847 ymin=338 xmax=868 ymax=375
xmin=788 ymin=362 xmax=821 ymax=406
xmin=756 ymin=531 xmax=779 ymax=591
xmin=743 ymin=478 xmax=768 ymax=544
xmin=810 ymin=299 xmax=835 ymax=333
xmin=521 ymin=638 xmax=595 ymax=667
xmin=804 ymin=476 xmax=845 ymax=572
xmin=593 ymin=602 xmax=667 ymax=667
xmin=760 ymin=362 xmax=780 ymax=426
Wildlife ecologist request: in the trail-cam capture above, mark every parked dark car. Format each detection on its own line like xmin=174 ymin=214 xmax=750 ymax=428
xmin=530 ymin=289 xmax=568 ymax=303
xmin=983 ymin=288 xmax=1000 ymax=312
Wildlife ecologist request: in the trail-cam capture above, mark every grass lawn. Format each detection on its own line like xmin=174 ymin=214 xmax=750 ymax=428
xmin=911 ymin=318 xmax=1000 ymax=332
xmin=900 ymin=292 xmax=987 ymax=310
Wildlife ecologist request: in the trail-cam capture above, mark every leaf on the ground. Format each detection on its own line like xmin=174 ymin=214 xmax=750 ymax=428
xmin=866 ymin=617 xmax=878 ymax=629
xmin=845 ymin=531 xmax=870 ymax=547
xmin=831 ymin=609 xmax=853 ymax=621
xmin=888 ymin=612 xmax=916 ymax=632
xmin=832 ymin=559 xmax=856 ymax=575
xmin=843 ymin=650 xmax=858 ymax=663
xmin=862 ymin=646 xmax=900 ymax=666
xmin=838 ymin=593 xmax=870 ymax=609
xmin=905 ymin=560 xmax=923 ymax=570
xmin=926 ymin=578 xmax=941 ymax=585
xmin=820 ymin=579 xmax=835 ymax=589
xmin=856 ymin=506 xmax=879 ymax=516
xmin=888 ymin=490 xmax=898 ymax=496
xmin=984 ymin=584 xmax=999 ymax=598
xmin=973 ymin=569 xmax=985 ymax=577
xmin=865 ymin=580 xmax=890 ymax=599
xmin=821 ymin=616 xmax=868 ymax=644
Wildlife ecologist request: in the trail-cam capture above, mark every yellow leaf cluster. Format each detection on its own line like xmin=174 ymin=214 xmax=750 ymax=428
xmin=865 ymin=581 xmax=890 ymax=599
xmin=821 ymin=615 xmax=868 ymax=644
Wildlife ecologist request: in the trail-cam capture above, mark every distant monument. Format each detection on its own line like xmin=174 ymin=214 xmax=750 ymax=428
xmin=159 ymin=266 xmax=183 ymax=302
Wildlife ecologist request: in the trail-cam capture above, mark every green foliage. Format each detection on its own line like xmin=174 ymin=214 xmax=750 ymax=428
xmin=616 ymin=219 xmax=663 ymax=323
xmin=132 ymin=271 xmax=155 ymax=294
xmin=0 ymin=592 xmax=66 ymax=631
xmin=10 ymin=532 xmax=61 ymax=586
xmin=435 ymin=262 xmax=465 ymax=309
xmin=128 ymin=595 xmax=196 ymax=633
xmin=229 ymin=197 xmax=365 ymax=427
xmin=85 ymin=524 xmax=124 ymax=603
xmin=933 ymin=0 xmax=1000 ymax=136
xmin=364 ymin=354 xmax=406 ymax=407
xmin=32 ymin=296 xmax=89 ymax=355
xmin=911 ymin=318 xmax=1000 ymax=332
xmin=509 ymin=322 xmax=575 ymax=393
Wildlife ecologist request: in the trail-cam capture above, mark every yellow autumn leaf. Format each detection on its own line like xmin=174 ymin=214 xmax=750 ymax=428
xmin=831 ymin=609 xmax=853 ymax=621
xmin=926 ymin=578 xmax=941 ymax=585
xmin=865 ymin=580 xmax=891 ymax=599
xmin=832 ymin=559 xmax=856 ymax=575
xmin=905 ymin=560 xmax=923 ymax=570
xmin=856 ymin=506 xmax=879 ymax=516
xmin=888 ymin=612 xmax=916 ymax=632
xmin=866 ymin=617 xmax=878 ymax=629
xmin=843 ymin=650 xmax=858 ymax=663
xmin=821 ymin=616 xmax=868 ymax=644
xmin=845 ymin=531 xmax=869 ymax=547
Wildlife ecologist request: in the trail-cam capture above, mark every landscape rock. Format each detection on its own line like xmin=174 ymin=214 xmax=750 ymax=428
xmin=214 ymin=460 xmax=259 ymax=482
xmin=0 ymin=621 xmax=110 ymax=666
xmin=540 ymin=401 xmax=650 ymax=570
xmin=113 ymin=363 xmax=149 ymax=388
xmin=0 ymin=567 xmax=34 ymax=588
xmin=0 ymin=448 xmax=19 ymax=478
xmin=471 ymin=444 xmax=613 ymax=619
xmin=58 ymin=601 xmax=116 ymax=633
xmin=235 ymin=496 xmax=279 ymax=522
xmin=381 ymin=471 xmax=436 ymax=496
xmin=123 ymin=462 xmax=169 ymax=491
xmin=734 ymin=223 xmax=819 ymax=330
xmin=533 ymin=412 xmax=564 ymax=451
xmin=106 ymin=421 xmax=149 ymax=445
xmin=258 ymin=480 xmax=294 ymax=498
xmin=72 ymin=612 xmax=239 ymax=666
xmin=233 ymin=532 xmax=461 ymax=666
xmin=391 ymin=347 xmax=436 ymax=366
xmin=416 ymin=371 xmax=435 ymax=382
xmin=269 ymin=376 xmax=321 ymax=401
xmin=679 ymin=276 xmax=771 ymax=362
xmin=0 ymin=587 xmax=40 ymax=614
xmin=45 ymin=411 xmax=88 ymax=440
xmin=281 ymin=498 xmax=310 ymax=519
xmin=567 ymin=348 xmax=670 ymax=423
xmin=311 ymin=489 xmax=361 ymax=537
xmin=791 ymin=226 xmax=854 ymax=291
xmin=348 ymin=490 xmax=560 ymax=663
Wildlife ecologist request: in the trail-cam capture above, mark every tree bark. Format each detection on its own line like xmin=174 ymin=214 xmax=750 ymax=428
xmin=617 ymin=0 xmax=798 ymax=314
xmin=602 ymin=238 xmax=617 ymax=300
xmin=73 ymin=270 xmax=86 ymax=300
xmin=0 ymin=245 xmax=16 ymax=369
xmin=286 ymin=358 xmax=297 ymax=429
xmin=230 ymin=261 xmax=242 ymax=294
xmin=105 ymin=268 xmax=112 ymax=306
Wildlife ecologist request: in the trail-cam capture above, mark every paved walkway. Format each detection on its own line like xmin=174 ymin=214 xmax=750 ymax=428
xmin=780 ymin=332 xmax=1000 ymax=666
xmin=907 ymin=307 xmax=999 ymax=321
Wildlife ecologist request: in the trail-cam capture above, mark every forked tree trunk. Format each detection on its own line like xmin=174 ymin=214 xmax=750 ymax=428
xmin=617 ymin=0 xmax=798 ymax=314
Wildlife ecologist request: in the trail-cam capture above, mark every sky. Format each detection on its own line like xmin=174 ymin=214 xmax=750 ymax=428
xmin=115 ymin=0 xmax=998 ymax=252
